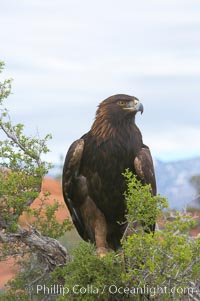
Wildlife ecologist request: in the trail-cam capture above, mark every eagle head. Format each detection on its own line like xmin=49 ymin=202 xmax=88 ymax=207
xmin=97 ymin=94 xmax=143 ymax=119
xmin=92 ymin=94 xmax=143 ymax=139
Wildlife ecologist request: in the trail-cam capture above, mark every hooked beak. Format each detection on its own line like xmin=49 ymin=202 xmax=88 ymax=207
xmin=123 ymin=99 xmax=144 ymax=114
xmin=136 ymin=102 xmax=144 ymax=114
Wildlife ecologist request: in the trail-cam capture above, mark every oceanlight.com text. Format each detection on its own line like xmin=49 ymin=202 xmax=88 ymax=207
xmin=30 ymin=284 xmax=199 ymax=297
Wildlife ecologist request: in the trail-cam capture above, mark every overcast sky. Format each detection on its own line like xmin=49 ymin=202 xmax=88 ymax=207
xmin=0 ymin=0 xmax=200 ymax=165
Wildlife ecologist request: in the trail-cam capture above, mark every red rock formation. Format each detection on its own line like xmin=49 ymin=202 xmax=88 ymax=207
xmin=0 ymin=177 xmax=70 ymax=288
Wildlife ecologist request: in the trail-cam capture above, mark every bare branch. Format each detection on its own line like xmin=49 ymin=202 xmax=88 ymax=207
xmin=25 ymin=182 xmax=42 ymax=207
xmin=187 ymin=294 xmax=200 ymax=301
xmin=181 ymin=258 xmax=200 ymax=278
xmin=0 ymin=226 xmax=71 ymax=270
xmin=0 ymin=119 xmax=41 ymax=165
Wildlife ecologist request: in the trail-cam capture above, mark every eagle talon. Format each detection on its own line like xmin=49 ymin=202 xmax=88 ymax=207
xmin=96 ymin=247 xmax=111 ymax=258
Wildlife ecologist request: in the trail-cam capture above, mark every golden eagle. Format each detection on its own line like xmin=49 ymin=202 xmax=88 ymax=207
xmin=62 ymin=94 xmax=156 ymax=256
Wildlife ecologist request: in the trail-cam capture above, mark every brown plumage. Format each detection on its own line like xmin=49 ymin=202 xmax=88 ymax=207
xmin=62 ymin=94 xmax=156 ymax=256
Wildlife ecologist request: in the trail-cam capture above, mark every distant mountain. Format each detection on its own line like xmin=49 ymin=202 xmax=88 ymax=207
xmin=154 ymin=157 xmax=200 ymax=209
xmin=49 ymin=157 xmax=200 ymax=210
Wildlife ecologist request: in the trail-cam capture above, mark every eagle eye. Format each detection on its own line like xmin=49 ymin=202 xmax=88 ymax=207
xmin=118 ymin=100 xmax=125 ymax=106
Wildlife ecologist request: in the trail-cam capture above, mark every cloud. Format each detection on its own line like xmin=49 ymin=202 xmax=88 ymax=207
xmin=0 ymin=0 xmax=200 ymax=163
xmin=143 ymin=125 xmax=200 ymax=161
